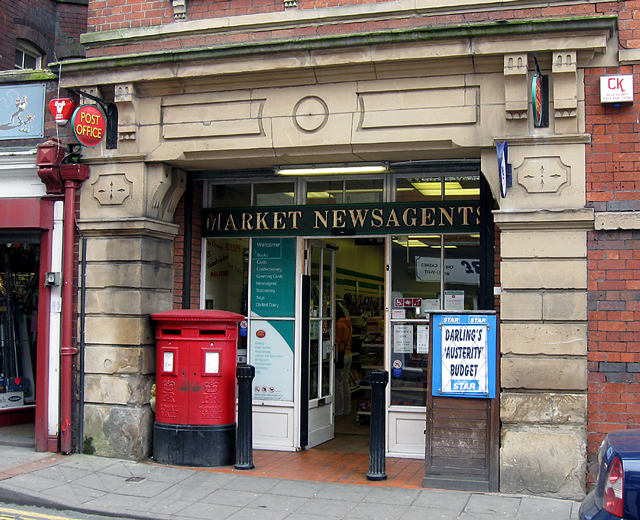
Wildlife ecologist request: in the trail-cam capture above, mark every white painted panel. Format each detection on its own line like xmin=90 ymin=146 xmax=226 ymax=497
xmin=308 ymin=401 xmax=334 ymax=447
xmin=48 ymin=201 xmax=64 ymax=437
xmin=253 ymin=404 xmax=296 ymax=450
xmin=0 ymin=152 xmax=46 ymax=198
xmin=388 ymin=409 xmax=426 ymax=459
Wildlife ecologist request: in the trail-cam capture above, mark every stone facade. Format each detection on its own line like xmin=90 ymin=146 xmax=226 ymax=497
xmin=54 ymin=0 xmax=634 ymax=498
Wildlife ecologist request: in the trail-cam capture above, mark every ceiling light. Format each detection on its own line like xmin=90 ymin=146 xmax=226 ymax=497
xmin=275 ymin=163 xmax=389 ymax=176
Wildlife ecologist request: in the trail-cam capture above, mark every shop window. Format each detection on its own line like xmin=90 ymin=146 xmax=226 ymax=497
xmin=444 ymin=176 xmax=480 ymax=201
xmin=389 ymin=232 xmax=481 ymax=407
xmin=210 ymin=182 xmax=295 ymax=208
xmin=395 ymin=177 xmax=442 ymax=202
xmin=0 ymin=243 xmax=40 ymax=407
xmin=14 ymin=40 xmax=42 ymax=70
xmin=203 ymin=238 xmax=249 ymax=315
xmin=443 ymin=234 xmax=481 ymax=310
xmin=254 ymin=182 xmax=295 ymax=206
xmin=210 ymin=184 xmax=251 ymax=208
xmin=395 ymin=175 xmax=480 ymax=202
xmin=305 ymin=178 xmax=383 ymax=205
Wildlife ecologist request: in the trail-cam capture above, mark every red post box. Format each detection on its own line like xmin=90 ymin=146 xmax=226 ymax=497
xmin=151 ymin=309 xmax=244 ymax=467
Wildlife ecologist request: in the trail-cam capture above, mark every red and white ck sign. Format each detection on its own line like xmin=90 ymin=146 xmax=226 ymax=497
xmin=600 ymin=75 xmax=634 ymax=104
xmin=48 ymin=98 xmax=77 ymax=125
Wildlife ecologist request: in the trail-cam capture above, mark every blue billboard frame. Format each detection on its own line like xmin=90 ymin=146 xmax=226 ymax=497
xmin=0 ymin=84 xmax=45 ymax=140
xmin=431 ymin=312 xmax=497 ymax=399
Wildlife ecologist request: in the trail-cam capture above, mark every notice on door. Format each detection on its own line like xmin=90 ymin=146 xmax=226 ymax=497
xmin=251 ymin=238 xmax=296 ymax=318
xmin=431 ymin=313 xmax=497 ymax=398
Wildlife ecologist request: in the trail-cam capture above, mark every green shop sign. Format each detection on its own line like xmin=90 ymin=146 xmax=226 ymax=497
xmin=203 ymin=201 xmax=480 ymax=237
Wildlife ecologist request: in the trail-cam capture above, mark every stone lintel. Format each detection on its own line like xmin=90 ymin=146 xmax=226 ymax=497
xmin=595 ymin=211 xmax=640 ymax=230
xmin=78 ymin=217 xmax=179 ymax=239
xmin=494 ymin=208 xmax=594 ymax=231
xmin=59 ymin=18 xmax=614 ymax=87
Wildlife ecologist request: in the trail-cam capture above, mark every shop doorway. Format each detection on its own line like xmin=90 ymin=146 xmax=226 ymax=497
xmin=302 ymin=237 xmax=386 ymax=453
xmin=0 ymin=242 xmax=39 ymax=446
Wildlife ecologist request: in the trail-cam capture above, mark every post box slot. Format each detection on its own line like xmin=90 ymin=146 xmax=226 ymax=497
xmin=162 ymin=329 xmax=182 ymax=335
xmin=199 ymin=330 xmax=226 ymax=336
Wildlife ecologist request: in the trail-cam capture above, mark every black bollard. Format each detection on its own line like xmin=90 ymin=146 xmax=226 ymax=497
xmin=367 ymin=369 xmax=388 ymax=481
xmin=235 ymin=364 xmax=255 ymax=470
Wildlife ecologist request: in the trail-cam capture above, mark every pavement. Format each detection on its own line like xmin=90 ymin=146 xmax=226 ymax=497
xmin=0 ymin=444 xmax=581 ymax=520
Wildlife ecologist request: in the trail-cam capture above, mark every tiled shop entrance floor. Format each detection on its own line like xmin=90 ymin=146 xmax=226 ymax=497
xmin=207 ymin=449 xmax=425 ymax=489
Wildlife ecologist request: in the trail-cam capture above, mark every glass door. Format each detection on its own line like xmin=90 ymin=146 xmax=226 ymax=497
xmin=305 ymin=240 xmax=336 ymax=447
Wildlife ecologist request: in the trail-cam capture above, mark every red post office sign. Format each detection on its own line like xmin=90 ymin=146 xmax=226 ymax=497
xmin=72 ymin=104 xmax=106 ymax=147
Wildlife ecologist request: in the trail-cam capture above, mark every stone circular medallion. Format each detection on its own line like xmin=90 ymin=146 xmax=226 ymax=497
xmin=292 ymin=96 xmax=329 ymax=133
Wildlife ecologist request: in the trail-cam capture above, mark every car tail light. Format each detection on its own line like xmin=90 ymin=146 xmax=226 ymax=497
xmin=603 ymin=456 xmax=624 ymax=517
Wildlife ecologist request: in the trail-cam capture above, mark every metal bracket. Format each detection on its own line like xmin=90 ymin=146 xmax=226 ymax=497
xmin=67 ymin=88 xmax=118 ymax=149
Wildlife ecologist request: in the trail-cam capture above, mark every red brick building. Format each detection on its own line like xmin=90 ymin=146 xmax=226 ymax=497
xmin=585 ymin=58 xmax=640 ymax=485
xmin=4 ymin=0 xmax=635 ymax=498
xmin=0 ymin=0 xmax=88 ymax=453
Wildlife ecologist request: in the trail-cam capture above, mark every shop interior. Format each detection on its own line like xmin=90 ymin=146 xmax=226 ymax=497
xmin=205 ymin=233 xmax=480 ymax=454
xmin=0 ymin=242 xmax=39 ymax=447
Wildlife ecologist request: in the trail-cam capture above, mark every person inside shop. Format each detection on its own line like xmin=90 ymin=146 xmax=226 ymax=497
xmin=335 ymin=304 xmax=353 ymax=417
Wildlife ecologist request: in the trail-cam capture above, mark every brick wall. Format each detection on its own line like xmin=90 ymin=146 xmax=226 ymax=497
xmin=0 ymin=0 xmax=56 ymax=69
xmin=55 ymin=1 xmax=90 ymax=61
xmin=173 ymin=180 xmax=203 ymax=309
xmin=585 ymin=62 xmax=640 ymax=486
xmin=0 ymin=0 xmax=86 ymax=70
xmin=87 ymin=0 xmax=173 ymax=32
xmin=586 ymin=230 xmax=640 ymax=485
xmin=86 ymin=0 xmax=621 ymax=56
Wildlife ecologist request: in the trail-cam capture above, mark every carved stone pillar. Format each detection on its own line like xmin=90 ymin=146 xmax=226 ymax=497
xmin=78 ymin=161 xmax=186 ymax=459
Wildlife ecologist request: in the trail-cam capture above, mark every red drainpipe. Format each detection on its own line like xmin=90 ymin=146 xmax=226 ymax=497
xmin=58 ymin=164 xmax=89 ymax=454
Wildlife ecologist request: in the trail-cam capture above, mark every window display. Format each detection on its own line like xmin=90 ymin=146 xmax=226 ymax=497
xmin=0 ymin=243 xmax=39 ymax=410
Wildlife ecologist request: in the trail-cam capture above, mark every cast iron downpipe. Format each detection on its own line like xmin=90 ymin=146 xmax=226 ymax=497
xmin=59 ymin=164 xmax=89 ymax=454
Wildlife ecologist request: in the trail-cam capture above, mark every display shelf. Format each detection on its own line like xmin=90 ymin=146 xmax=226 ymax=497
xmin=356 ymin=330 xmax=384 ymax=424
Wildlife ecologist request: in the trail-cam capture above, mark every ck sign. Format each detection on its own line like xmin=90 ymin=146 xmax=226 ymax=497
xmin=600 ymin=75 xmax=634 ymax=104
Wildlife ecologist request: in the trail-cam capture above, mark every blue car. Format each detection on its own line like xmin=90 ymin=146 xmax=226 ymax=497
xmin=580 ymin=430 xmax=640 ymax=520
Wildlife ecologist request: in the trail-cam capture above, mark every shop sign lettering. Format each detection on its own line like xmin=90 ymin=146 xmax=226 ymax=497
xmin=203 ymin=201 xmax=480 ymax=237
xmin=72 ymin=104 xmax=106 ymax=147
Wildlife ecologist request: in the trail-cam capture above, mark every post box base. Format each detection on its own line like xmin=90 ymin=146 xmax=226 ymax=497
xmin=153 ymin=422 xmax=236 ymax=467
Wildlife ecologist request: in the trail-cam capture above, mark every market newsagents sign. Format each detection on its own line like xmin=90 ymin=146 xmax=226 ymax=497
xmin=203 ymin=201 xmax=480 ymax=237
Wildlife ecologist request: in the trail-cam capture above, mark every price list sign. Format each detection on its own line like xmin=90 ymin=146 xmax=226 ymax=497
xmin=250 ymin=238 xmax=296 ymax=318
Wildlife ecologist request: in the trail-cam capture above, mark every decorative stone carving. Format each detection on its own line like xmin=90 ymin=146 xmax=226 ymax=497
xmin=293 ymin=96 xmax=329 ymax=133
xmin=504 ymin=54 xmax=528 ymax=120
xmin=146 ymin=163 xmax=186 ymax=221
xmin=516 ymin=156 xmax=570 ymax=194
xmin=92 ymin=173 xmax=133 ymax=205
xmin=114 ymin=83 xmax=138 ymax=142
xmin=172 ymin=0 xmax=186 ymax=21
xmin=552 ymin=51 xmax=577 ymax=118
